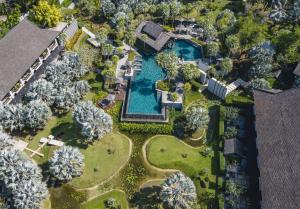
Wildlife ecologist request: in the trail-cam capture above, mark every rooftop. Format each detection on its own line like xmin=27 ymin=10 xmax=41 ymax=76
xmin=254 ymin=88 xmax=300 ymax=209
xmin=223 ymin=138 xmax=243 ymax=157
xmin=136 ymin=21 xmax=171 ymax=51
xmin=0 ymin=19 xmax=62 ymax=100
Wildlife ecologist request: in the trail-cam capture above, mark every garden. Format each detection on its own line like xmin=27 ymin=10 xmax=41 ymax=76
xmin=1 ymin=0 xmax=300 ymax=208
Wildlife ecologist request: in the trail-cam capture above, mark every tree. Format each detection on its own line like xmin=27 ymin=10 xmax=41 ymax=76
xmin=124 ymin=30 xmax=136 ymax=50
xmin=248 ymin=41 xmax=275 ymax=78
xmin=156 ymin=52 xmax=179 ymax=80
xmin=160 ymin=172 xmax=197 ymax=209
xmin=140 ymin=34 xmax=148 ymax=48
xmin=158 ymin=2 xmax=170 ymax=25
xmin=0 ymin=146 xmax=48 ymax=209
xmin=219 ymin=57 xmax=233 ymax=76
xmin=216 ymin=9 xmax=236 ymax=33
xmin=185 ymin=104 xmax=209 ymax=131
xmin=26 ymin=79 xmax=57 ymax=106
xmin=206 ymin=41 xmax=219 ymax=59
xmin=237 ymin=12 xmax=267 ymax=50
xmin=0 ymin=103 xmax=24 ymax=132
xmin=224 ymin=106 xmax=240 ymax=122
xmin=22 ymin=100 xmax=52 ymax=130
xmin=181 ymin=63 xmax=201 ymax=81
xmin=170 ymin=0 xmax=181 ymax=26
xmin=101 ymin=43 xmax=114 ymax=60
xmin=29 ymin=0 xmax=61 ymax=28
xmin=76 ymin=0 xmax=97 ymax=17
xmin=74 ymin=80 xmax=90 ymax=97
xmin=49 ymin=146 xmax=84 ymax=181
xmin=73 ymin=101 xmax=113 ymax=142
xmin=224 ymin=126 xmax=238 ymax=139
xmin=102 ymin=0 xmax=116 ymax=19
xmin=273 ymin=28 xmax=300 ymax=64
xmin=249 ymin=78 xmax=271 ymax=90
xmin=96 ymin=29 xmax=108 ymax=46
xmin=225 ymin=35 xmax=240 ymax=55
xmin=0 ymin=131 xmax=14 ymax=149
xmin=54 ymin=87 xmax=80 ymax=113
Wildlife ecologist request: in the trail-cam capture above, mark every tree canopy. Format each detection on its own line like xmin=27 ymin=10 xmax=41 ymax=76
xmin=29 ymin=0 xmax=61 ymax=28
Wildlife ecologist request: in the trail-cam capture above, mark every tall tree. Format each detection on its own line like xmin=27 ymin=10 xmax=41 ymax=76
xmin=49 ymin=146 xmax=84 ymax=181
xmin=156 ymin=52 xmax=179 ymax=80
xmin=181 ymin=63 xmax=201 ymax=81
xmin=160 ymin=172 xmax=197 ymax=209
xmin=73 ymin=101 xmax=113 ymax=142
xmin=29 ymin=0 xmax=62 ymax=28
xmin=248 ymin=41 xmax=275 ymax=78
xmin=185 ymin=104 xmax=209 ymax=131
xmin=216 ymin=9 xmax=236 ymax=33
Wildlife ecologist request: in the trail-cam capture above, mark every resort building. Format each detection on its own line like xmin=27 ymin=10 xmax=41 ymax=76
xmin=253 ymin=89 xmax=300 ymax=209
xmin=0 ymin=18 xmax=78 ymax=104
xmin=136 ymin=21 xmax=171 ymax=51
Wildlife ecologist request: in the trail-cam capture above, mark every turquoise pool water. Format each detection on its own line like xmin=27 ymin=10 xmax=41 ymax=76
xmin=127 ymin=39 xmax=202 ymax=115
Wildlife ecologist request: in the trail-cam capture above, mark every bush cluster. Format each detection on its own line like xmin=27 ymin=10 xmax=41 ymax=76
xmin=119 ymin=123 xmax=173 ymax=134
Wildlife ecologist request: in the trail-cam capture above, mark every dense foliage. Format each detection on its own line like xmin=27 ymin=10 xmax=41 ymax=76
xmin=29 ymin=0 xmax=61 ymax=28
xmin=49 ymin=146 xmax=85 ymax=181
xmin=73 ymin=101 xmax=113 ymax=142
xmin=160 ymin=172 xmax=197 ymax=209
xmin=119 ymin=123 xmax=173 ymax=134
xmin=0 ymin=133 xmax=48 ymax=209
xmin=185 ymin=104 xmax=209 ymax=131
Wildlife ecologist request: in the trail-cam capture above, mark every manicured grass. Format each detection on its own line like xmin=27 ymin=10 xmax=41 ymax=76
xmin=69 ymin=132 xmax=130 ymax=188
xmin=146 ymin=136 xmax=213 ymax=177
xmin=80 ymin=190 xmax=129 ymax=209
xmin=146 ymin=135 xmax=223 ymax=208
xmin=25 ymin=112 xmax=131 ymax=189
xmin=184 ymin=89 xmax=203 ymax=107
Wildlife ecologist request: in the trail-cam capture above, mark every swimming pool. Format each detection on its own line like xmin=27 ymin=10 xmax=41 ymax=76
xmin=126 ymin=39 xmax=202 ymax=116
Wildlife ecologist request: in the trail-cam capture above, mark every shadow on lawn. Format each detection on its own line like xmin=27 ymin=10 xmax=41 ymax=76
xmin=50 ymin=122 xmax=89 ymax=149
xmin=130 ymin=186 xmax=162 ymax=208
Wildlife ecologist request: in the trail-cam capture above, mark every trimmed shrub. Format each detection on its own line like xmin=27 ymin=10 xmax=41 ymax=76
xmin=190 ymin=79 xmax=201 ymax=91
xmin=219 ymin=106 xmax=225 ymax=138
xmin=119 ymin=123 xmax=173 ymax=134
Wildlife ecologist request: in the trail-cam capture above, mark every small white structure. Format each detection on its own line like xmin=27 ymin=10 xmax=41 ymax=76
xmin=39 ymin=135 xmax=64 ymax=147
xmin=207 ymin=78 xmax=248 ymax=100
xmin=161 ymin=91 xmax=183 ymax=109
xmin=82 ymin=27 xmax=96 ymax=39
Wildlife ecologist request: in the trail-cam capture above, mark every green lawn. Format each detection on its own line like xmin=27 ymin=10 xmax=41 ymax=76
xmin=146 ymin=136 xmax=213 ymax=177
xmin=25 ymin=112 xmax=131 ymax=189
xmin=81 ymin=190 xmax=129 ymax=209
xmin=69 ymin=132 xmax=131 ymax=189
xmin=146 ymin=135 xmax=223 ymax=208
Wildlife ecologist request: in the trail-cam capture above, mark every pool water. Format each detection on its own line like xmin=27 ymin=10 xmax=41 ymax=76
xmin=127 ymin=40 xmax=202 ymax=115
xmin=171 ymin=39 xmax=202 ymax=61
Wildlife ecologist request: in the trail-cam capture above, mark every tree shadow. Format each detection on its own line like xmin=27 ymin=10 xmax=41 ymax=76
xmin=130 ymin=186 xmax=162 ymax=208
xmin=50 ymin=122 xmax=89 ymax=149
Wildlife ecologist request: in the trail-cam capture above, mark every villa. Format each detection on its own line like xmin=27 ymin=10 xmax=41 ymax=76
xmin=0 ymin=18 xmax=78 ymax=104
xmin=136 ymin=21 xmax=171 ymax=51
xmin=253 ymin=88 xmax=300 ymax=209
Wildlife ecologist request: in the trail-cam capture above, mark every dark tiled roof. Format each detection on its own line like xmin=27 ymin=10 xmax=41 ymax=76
xmin=293 ymin=62 xmax=300 ymax=76
xmin=142 ymin=21 xmax=164 ymax=40
xmin=0 ymin=19 xmax=60 ymax=99
xmin=136 ymin=21 xmax=171 ymax=51
xmin=254 ymin=89 xmax=300 ymax=209
xmin=224 ymin=138 xmax=243 ymax=156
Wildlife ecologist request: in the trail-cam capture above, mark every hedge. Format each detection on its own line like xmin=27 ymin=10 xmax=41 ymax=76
xmin=119 ymin=123 xmax=173 ymax=134
xmin=190 ymin=79 xmax=202 ymax=91
xmin=218 ymin=106 xmax=225 ymax=139
xmin=66 ymin=29 xmax=82 ymax=50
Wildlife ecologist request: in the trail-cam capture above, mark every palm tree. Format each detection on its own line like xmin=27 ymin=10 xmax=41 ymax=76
xmin=160 ymin=172 xmax=197 ymax=209
xmin=141 ymin=34 xmax=148 ymax=48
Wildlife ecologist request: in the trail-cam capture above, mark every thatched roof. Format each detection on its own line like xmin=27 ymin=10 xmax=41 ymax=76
xmin=254 ymin=89 xmax=300 ymax=209
xmin=136 ymin=21 xmax=171 ymax=51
